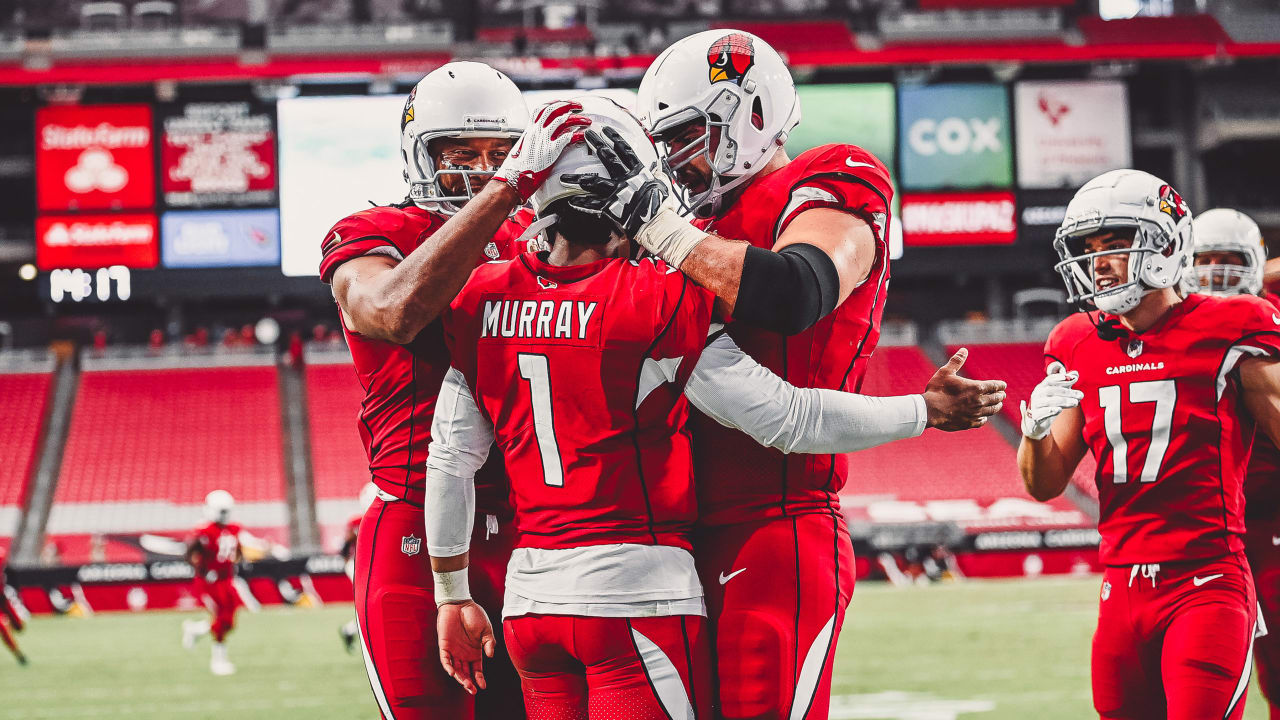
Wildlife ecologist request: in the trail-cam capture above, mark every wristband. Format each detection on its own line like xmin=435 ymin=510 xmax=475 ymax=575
xmin=433 ymin=568 xmax=471 ymax=606
xmin=633 ymin=206 xmax=707 ymax=269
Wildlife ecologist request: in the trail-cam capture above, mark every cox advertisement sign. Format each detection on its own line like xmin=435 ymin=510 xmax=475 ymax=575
xmin=899 ymin=85 xmax=1012 ymax=191
xmin=161 ymin=209 xmax=281 ymax=268
xmin=37 ymin=105 xmax=155 ymax=212
xmin=1014 ymin=80 xmax=1131 ymax=189
xmin=36 ymin=213 xmax=159 ymax=270
xmin=900 ymin=191 xmax=1017 ymax=246
xmin=160 ymin=102 xmax=277 ymax=207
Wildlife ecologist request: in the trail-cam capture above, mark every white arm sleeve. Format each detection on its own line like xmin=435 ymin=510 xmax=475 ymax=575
xmin=682 ymin=332 xmax=928 ymax=454
xmin=424 ymin=367 xmax=493 ymax=557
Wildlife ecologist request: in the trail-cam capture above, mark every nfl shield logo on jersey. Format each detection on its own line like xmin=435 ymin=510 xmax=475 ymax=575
xmin=400 ymin=534 xmax=421 ymax=557
xmin=1126 ymin=339 xmax=1143 ymax=359
xmin=484 ymin=241 xmax=500 ymax=260
xmin=1101 ymin=580 xmax=1112 ymax=601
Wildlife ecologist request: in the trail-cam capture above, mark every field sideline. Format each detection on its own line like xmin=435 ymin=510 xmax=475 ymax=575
xmin=0 ymin=577 xmax=1268 ymax=719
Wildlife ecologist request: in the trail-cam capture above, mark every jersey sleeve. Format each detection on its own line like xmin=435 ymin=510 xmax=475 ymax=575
xmin=318 ymin=208 xmax=415 ymax=284
xmin=775 ymin=144 xmax=894 ymax=245
xmin=1231 ymin=296 xmax=1280 ymax=359
xmin=649 ymin=264 xmax=716 ymax=389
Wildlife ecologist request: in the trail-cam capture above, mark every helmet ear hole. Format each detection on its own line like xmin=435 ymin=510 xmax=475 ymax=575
xmin=750 ymin=96 xmax=764 ymax=131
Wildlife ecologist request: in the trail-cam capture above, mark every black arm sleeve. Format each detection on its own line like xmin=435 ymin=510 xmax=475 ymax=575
xmin=733 ymin=243 xmax=841 ymax=336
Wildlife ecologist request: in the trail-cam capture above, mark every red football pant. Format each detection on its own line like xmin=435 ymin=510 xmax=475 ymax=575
xmin=696 ymin=512 xmax=855 ymax=720
xmin=503 ymin=613 xmax=712 ymax=719
xmin=1246 ymin=516 xmax=1280 ymax=719
xmin=1092 ymin=553 xmax=1258 ymax=720
xmin=194 ymin=576 xmax=237 ymax=642
xmin=353 ymin=497 xmax=523 ymax=720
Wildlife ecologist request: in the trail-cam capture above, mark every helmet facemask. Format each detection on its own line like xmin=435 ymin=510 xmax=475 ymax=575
xmin=1054 ymin=222 xmax=1182 ymax=316
xmin=1190 ymin=255 xmax=1258 ymax=296
xmin=651 ymin=89 xmax=746 ymax=219
xmin=405 ymin=131 xmax=517 ymax=215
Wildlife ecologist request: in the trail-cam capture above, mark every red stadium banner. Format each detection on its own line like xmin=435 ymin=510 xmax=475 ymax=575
xmin=36 ymin=213 xmax=159 ymax=270
xmin=36 ymin=104 xmax=156 ymax=212
xmin=900 ymin=191 xmax=1018 ymax=246
xmin=160 ymin=101 xmax=276 ymax=208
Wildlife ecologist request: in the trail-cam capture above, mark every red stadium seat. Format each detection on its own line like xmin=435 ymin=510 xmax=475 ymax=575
xmin=46 ymin=367 xmax=288 ymax=564
xmin=844 ymin=346 xmax=1093 ymax=526
xmin=305 ymin=360 xmax=372 ymax=553
xmin=0 ymin=372 xmax=51 ymax=544
xmin=1078 ymin=14 xmax=1230 ymax=46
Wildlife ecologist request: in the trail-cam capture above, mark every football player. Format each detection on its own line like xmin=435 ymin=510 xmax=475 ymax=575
xmin=1188 ymin=208 xmax=1280 ymax=717
xmin=565 ymin=30 xmax=918 ymax=718
xmin=339 ymin=482 xmax=378 ymax=653
xmin=423 ymin=98 xmax=1003 ymax=718
xmin=319 ymin=61 xmax=588 ymax=719
xmin=0 ymin=546 xmax=25 ymax=666
xmin=182 ymin=490 xmax=244 ymax=676
xmin=1019 ymin=171 xmax=1280 ymax=719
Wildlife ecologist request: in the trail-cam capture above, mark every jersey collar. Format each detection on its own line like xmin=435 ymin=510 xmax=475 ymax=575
xmin=520 ymin=251 xmax=614 ymax=284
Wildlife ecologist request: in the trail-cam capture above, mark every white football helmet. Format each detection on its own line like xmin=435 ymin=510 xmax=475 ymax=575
xmin=1188 ymin=208 xmax=1265 ymax=296
xmin=400 ymin=62 xmax=529 ymax=214
xmin=527 ymin=95 xmax=668 ymax=232
xmin=1054 ymin=169 xmax=1193 ymax=316
xmin=637 ymin=29 xmax=800 ymax=218
xmin=203 ymin=490 xmax=234 ymax=525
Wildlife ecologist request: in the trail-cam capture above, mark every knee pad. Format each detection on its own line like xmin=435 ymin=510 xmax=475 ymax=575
xmin=715 ymin=610 xmax=792 ymax=718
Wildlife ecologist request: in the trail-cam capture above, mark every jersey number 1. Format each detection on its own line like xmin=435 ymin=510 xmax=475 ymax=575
xmin=518 ymin=353 xmax=565 ymax=487
xmin=1098 ymin=380 xmax=1177 ymax=484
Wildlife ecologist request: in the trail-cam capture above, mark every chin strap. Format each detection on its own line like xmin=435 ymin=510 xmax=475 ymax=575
xmin=515 ymin=213 xmax=559 ymax=249
xmin=1088 ymin=312 xmax=1129 ymax=341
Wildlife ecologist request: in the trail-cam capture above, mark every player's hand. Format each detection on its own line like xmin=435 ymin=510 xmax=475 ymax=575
xmin=436 ymin=600 xmax=496 ymax=695
xmin=1020 ymin=361 xmax=1083 ymax=440
xmin=562 ymin=127 xmax=671 ymax=239
xmin=922 ymin=348 xmax=1007 ymax=432
xmin=492 ymin=100 xmax=591 ymax=203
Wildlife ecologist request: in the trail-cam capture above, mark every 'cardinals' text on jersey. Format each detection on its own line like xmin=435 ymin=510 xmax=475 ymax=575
xmin=1045 ymin=294 xmax=1280 ymax=565
xmin=189 ymin=522 xmax=242 ymax=580
xmin=318 ymin=204 xmax=533 ymax=509
xmin=690 ymin=143 xmax=894 ymax=525
xmin=445 ymin=252 xmax=715 ymax=550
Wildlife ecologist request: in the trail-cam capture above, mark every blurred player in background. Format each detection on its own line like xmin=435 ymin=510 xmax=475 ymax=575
xmin=1019 ymin=171 xmax=1280 ymax=719
xmin=569 ymin=29 xmax=948 ymax=719
xmin=320 ymin=60 xmax=588 ymax=719
xmin=339 ymin=482 xmax=378 ymax=653
xmin=1188 ymin=208 xmax=1280 ymax=718
xmin=182 ymin=490 xmax=244 ymax=676
xmin=425 ymin=99 xmax=1002 ymax=717
xmin=0 ymin=546 xmax=26 ymax=666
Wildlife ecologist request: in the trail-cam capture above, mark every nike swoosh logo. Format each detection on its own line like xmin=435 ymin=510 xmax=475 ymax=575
xmin=1192 ymin=574 xmax=1224 ymax=587
xmin=845 ymin=158 xmax=875 ymax=170
xmin=1272 ymin=314 xmax=1280 ymax=325
xmin=718 ymin=568 xmax=746 ymax=585
xmin=1272 ymin=536 xmax=1280 ymax=546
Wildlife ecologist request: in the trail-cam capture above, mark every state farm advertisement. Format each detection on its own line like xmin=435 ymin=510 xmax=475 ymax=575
xmin=1014 ymin=80 xmax=1131 ymax=190
xmin=36 ymin=214 xmax=159 ymax=270
xmin=160 ymin=102 xmax=276 ymax=207
xmin=900 ymin=191 xmax=1017 ymax=246
xmin=37 ymin=105 xmax=155 ymax=212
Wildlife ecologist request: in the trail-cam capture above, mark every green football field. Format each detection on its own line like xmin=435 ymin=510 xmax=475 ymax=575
xmin=0 ymin=576 xmax=1268 ymax=719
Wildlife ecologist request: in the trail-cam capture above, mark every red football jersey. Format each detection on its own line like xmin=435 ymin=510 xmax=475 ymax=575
xmin=189 ymin=522 xmax=243 ymax=580
xmin=689 ymin=143 xmax=894 ymax=525
xmin=319 ymin=204 xmax=533 ymax=510
xmin=445 ymin=252 xmax=715 ymax=551
xmin=1246 ymin=291 xmax=1280 ymax=520
xmin=1045 ymin=294 xmax=1280 ymax=565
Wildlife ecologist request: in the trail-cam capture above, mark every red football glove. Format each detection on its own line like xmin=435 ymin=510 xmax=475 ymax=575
xmin=492 ymin=100 xmax=591 ymax=203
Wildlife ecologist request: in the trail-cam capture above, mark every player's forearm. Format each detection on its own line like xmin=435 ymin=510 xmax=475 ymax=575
xmin=1017 ymin=436 xmax=1073 ymax=502
xmin=678 ymin=234 xmax=747 ymax=312
xmin=360 ymin=182 xmax=521 ymax=343
xmin=424 ymin=466 xmax=477 ymax=558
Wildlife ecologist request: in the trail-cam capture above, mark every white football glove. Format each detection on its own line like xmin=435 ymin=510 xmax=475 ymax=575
xmin=1020 ymin=361 xmax=1083 ymax=440
xmin=492 ymin=100 xmax=591 ymax=203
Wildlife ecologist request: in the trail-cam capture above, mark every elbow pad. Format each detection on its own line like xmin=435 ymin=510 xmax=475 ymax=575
xmin=735 ymin=243 xmax=840 ymax=336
